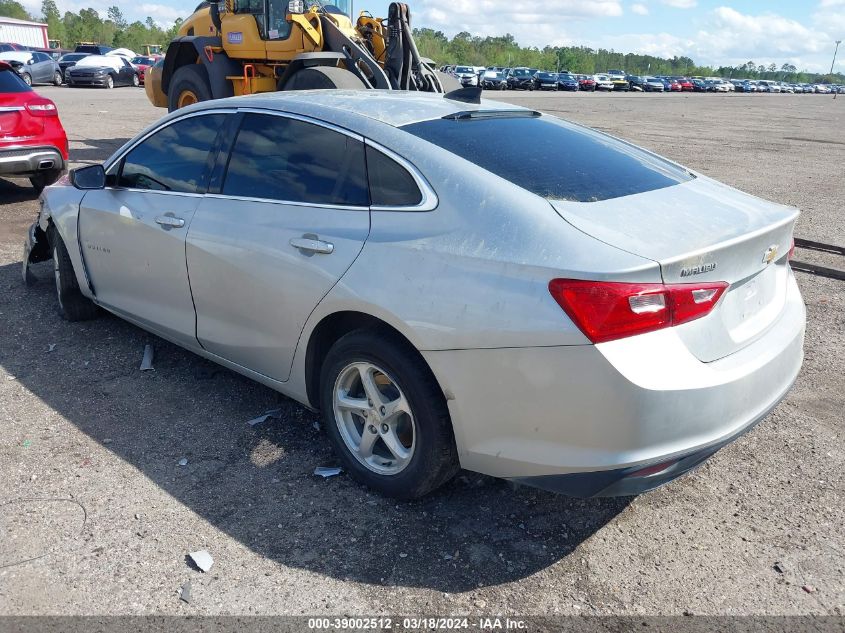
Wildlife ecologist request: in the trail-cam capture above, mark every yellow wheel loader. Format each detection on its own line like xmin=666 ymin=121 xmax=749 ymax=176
xmin=145 ymin=0 xmax=460 ymax=111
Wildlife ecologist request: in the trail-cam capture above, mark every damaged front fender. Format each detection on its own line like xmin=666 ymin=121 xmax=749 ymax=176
xmin=22 ymin=221 xmax=51 ymax=285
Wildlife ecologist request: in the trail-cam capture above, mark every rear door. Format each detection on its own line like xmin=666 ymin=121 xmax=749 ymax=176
xmin=117 ymin=57 xmax=134 ymax=85
xmin=32 ymin=53 xmax=51 ymax=83
xmin=186 ymin=111 xmax=371 ymax=381
xmin=78 ymin=111 xmax=230 ymax=343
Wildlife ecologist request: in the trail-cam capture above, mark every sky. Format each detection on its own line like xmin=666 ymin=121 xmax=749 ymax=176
xmin=18 ymin=0 xmax=845 ymax=72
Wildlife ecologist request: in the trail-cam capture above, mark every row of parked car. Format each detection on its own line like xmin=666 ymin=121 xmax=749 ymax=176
xmin=0 ymin=42 xmax=159 ymax=88
xmin=442 ymin=65 xmax=845 ymax=95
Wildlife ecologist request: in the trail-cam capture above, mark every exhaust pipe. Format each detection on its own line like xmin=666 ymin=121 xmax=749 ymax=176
xmin=38 ymin=160 xmax=54 ymax=170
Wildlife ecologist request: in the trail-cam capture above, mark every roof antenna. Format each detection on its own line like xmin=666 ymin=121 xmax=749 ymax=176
xmin=443 ymin=86 xmax=482 ymax=104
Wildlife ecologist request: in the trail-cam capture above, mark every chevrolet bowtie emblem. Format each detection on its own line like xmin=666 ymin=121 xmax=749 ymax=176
xmin=763 ymin=245 xmax=779 ymax=264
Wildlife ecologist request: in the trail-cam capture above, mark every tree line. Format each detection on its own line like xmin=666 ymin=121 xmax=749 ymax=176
xmin=413 ymin=29 xmax=845 ymax=83
xmin=1 ymin=1 xmax=842 ymax=83
xmin=0 ymin=0 xmax=182 ymax=53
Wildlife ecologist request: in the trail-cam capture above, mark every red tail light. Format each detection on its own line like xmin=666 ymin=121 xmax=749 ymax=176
xmin=788 ymin=238 xmax=795 ymax=261
xmin=25 ymin=98 xmax=58 ymax=117
xmin=548 ymin=279 xmax=729 ymax=344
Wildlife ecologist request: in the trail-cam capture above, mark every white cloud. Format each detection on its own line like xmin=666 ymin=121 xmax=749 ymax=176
xmin=415 ymin=0 xmax=622 ymax=44
xmin=631 ymin=3 xmax=649 ymax=15
xmin=137 ymin=3 xmax=183 ymax=25
xmin=661 ymin=0 xmax=696 ymax=8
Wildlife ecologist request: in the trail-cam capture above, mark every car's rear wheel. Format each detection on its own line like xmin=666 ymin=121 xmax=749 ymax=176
xmin=30 ymin=169 xmax=62 ymax=193
xmin=105 ymin=74 xmax=114 ymax=89
xmin=49 ymin=227 xmax=98 ymax=321
xmin=132 ymin=73 xmax=139 ymax=87
xmin=21 ymin=72 xmax=32 ymax=86
xmin=52 ymin=71 xmax=62 ymax=86
xmin=320 ymin=329 xmax=459 ymax=499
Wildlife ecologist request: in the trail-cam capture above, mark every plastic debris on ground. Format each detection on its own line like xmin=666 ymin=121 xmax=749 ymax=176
xmin=188 ymin=550 xmax=214 ymax=572
xmin=139 ymin=344 xmax=154 ymax=371
xmin=179 ymin=580 xmax=192 ymax=603
xmin=48 ymin=344 xmax=56 ymax=352
xmin=314 ymin=466 xmax=343 ymax=478
xmin=246 ymin=408 xmax=282 ymax=426
xmin=177 ymin=458 xmax=188 ymax=467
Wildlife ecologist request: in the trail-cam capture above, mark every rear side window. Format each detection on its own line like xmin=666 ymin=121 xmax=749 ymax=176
xmin=119 ymin=114 xmax=225 ymax=192
xmin=222 ymin=113 xmax=368 ymax=207
xmin=0 ymin=67 xmax=31 ymax=93
xmin=401 ymin=115 xmax=693 ymax=202
xmin=366 ymin=146 xmax=422 ymax=207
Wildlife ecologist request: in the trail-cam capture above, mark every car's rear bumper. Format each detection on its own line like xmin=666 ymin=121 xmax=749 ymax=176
xmin=422 ymin=270 xmax=805 ymax=496
xmin=0 ymin=145 xmax=65 ymax=176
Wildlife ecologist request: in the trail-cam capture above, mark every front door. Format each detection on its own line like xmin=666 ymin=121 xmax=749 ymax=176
xmin=187 ymin=111 xmax=371 ymax=381
xmin=78 ymin=112 xmax=229 ymax=343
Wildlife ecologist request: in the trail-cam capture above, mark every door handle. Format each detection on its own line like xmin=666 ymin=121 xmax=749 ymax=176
xmin=289 ymin=237 xmax=334 ymax=254
xmin=154 ymin=215 xmax=185 ymax=229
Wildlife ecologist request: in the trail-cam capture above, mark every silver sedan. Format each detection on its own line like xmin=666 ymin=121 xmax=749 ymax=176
xmin=23 ymin=90 xmax=805 ymax=499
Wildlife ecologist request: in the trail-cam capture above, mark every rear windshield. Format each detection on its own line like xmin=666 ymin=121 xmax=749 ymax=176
xmin=0 ymin=67 xmax=31 ymax=93
xmin=401 ymin=115 xmax=694 ymax=202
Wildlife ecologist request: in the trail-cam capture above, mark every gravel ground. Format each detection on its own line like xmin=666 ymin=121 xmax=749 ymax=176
xmin=0 ymin=87 xmax=843 ymax=617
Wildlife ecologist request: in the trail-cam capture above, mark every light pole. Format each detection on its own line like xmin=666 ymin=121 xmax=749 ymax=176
xmin=832 ymin=40 xmax=841 ymax=99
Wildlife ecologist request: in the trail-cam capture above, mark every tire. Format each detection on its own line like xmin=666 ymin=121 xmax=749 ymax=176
xmin=21 ymin=72 xmax=32 ymax=86
xmin=284 ymin=66 xmax=366 ymax=91
xmin=168 ymin=64 xmax=213 ymax=112
xmin=320 ymin=329 xmax=459 ymax=499
xmin=435 ymin=71 xmax=461 ymax=92
xmin=30 ymin=169 xmax=62 ymax=193
xmin=132 ymin=73 xmax=139 ymax=87
xmin=48 ymin=227 xmax=98 ymax=321
xmin=53 ymin=71 xmax=62 ymax=86
xmin=105 ymin=74 xmax=114 ymax=89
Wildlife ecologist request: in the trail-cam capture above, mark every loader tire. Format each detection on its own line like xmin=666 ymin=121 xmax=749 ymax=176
xmin=168 ymin=64 xmax=212 ymax=112
xmin=284 ymin=66 xmax=366 ymax=90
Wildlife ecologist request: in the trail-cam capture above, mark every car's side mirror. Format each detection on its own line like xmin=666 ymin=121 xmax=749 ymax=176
xmin=71 ymin=164 xmax=106 ymax=190
xmin=27 ymin=58 xmax=34 ymax=65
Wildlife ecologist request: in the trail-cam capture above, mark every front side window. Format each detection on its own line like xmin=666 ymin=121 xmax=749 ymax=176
xmin=222 ymin=113 xmax=368 ymax=207
xmin=118 ymin=114 xmax=226 ymax=192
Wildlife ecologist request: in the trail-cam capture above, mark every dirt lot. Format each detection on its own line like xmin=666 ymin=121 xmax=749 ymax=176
xmin=0 ymin=87 xmax=843 ymax=617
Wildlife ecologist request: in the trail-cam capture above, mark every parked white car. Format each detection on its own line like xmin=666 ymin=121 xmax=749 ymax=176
xmin=593 ymin=74 xmax=613 ymax=91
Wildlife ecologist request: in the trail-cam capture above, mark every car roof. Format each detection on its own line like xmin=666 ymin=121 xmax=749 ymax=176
xmin=0 ymin=51 xmax=32 ymax=62
xmin=185 ymin=90 xmax=531 ymax=128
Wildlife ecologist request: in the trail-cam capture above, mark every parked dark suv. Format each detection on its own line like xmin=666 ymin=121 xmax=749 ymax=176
xmin=74 ymin=44 xmax=114 ymax=55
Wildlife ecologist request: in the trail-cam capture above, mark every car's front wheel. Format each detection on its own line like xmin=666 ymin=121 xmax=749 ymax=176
xmin=105 ymin=74 xmax=114 ymax=89
xmin=320 ymin=329 xmax=459 ymax=499
xmin=21 ymin=72 xmax=32 ymax=86
xmin=132 ymin=73 xmax=140 ymax=87
xmin=53 ymin=71 xmax=62 ymax=86
xmin=50 ymin=228 xmax=98 ymax=321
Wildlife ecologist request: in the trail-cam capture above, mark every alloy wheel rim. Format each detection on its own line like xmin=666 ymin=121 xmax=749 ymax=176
xmin=53 ymin=252 xmax=63 ymax=310
xmin=332 ymin=361 xmax=416 ymax=475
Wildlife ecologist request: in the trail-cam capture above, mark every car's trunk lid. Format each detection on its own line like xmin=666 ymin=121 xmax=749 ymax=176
xmin=549 ymin=177 xmax=798 ymax=361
